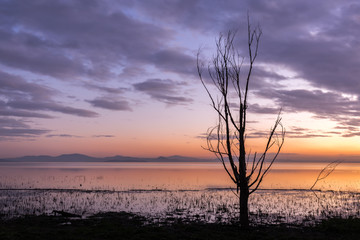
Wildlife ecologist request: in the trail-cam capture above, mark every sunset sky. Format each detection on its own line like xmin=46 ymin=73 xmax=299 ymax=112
xmin=0 ymin=0 xmax=359 ymax=160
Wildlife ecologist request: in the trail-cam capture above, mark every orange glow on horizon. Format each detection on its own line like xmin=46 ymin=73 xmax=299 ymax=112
xmin=0 ymin=132 xmax=359 ymax=160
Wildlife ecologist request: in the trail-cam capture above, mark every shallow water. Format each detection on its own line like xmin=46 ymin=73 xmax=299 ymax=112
xmin=1 ymin=162 xmax=359 ymax=191
xmin=1 ymin=162 xmax=360 ymax=224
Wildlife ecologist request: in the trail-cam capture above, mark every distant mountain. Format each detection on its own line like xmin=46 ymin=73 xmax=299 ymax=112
xmin=104 ymin=155 xmax=214 ymax=162
xmin=0 ymin=154 xmax=216 ymax=162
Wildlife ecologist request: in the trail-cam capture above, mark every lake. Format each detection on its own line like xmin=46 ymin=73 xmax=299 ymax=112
xmin=1 ymin=162 xmax=360 ymax=225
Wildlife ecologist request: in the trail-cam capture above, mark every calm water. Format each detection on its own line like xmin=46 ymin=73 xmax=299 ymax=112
xmin=0 ymin=162 xmax=359 ymax=191
xmin=1 ymin=162 xmax=360 ymax=224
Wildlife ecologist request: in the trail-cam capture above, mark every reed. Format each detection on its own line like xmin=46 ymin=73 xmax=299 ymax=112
xmin=1 ymin=187 xmax=359 ymax=225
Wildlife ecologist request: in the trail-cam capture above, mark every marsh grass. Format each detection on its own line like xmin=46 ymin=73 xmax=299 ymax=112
xmin=1 ymin=188 xmax=359 ymax=226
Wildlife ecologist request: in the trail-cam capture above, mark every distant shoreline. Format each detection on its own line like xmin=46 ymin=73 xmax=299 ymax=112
xmin=1 ymin=153 xmax=360 ymax=163
xmin=0 ymin=154 xmax=216 ymax=163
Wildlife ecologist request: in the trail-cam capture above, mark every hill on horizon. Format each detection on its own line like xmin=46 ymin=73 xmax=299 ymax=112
xmin=0 ymin=153 xmax=359 ymax=163
xmin=0 ymin=153 xmax=216 ymax=162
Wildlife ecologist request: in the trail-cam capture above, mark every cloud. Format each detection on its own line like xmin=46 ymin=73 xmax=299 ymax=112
xmin=0 ymin=70 xmax=99 ymax=118
xmin=149 ymin=1 xmax=360 ymax=95
xmin=0 ymin=108 xmax=53 ymax=119
xmin=1 ymin=0 xmax=360 ymax=144
xmin=342 ymin=132 xmax=360 ymax=138
xmin=0 ymin=117 xmax=50 ymax=139
xmin=92 ymin=135 xmax=115 ymax=138
xmin=251 ymin=87 xmax=360 ymax=137
xmin=133 ymin=79 xmax=193 ymax=105
xmin=130 ymin=0 xmax=235 ymax=33
xmin=241 ymin=0 xmax=360 ymax=97
xmin=0 ymin=118 xmax=29 ymax=128
xmin=87 ymin=98 xmax=132 ymax=111
xmin=118 ymin=66 xmax=147 ymax=79
xmin=0 ymin=128 xmax=49 ymax=137
xmin=46 ymin=134 xmax=81 ymax=138
xmin=247 ymin=129 xmax=331 ymax=139
xmin=84 ymin=83 xmax=127 ymax=94
xmin=8 ymin=100 xmax=99 ymax=118
xmin=197 ymin=124 xmax=338 ymax=140
xmin=258 ymin=89 xmax=359 ymax=121
xmin=149 ymin=49 xmax=196 ymax=76
xmin=0 ymin=71 xmax=54 ymax=100
xmin=0 ymin=0 xmax=175 ymax=80
xmin=285 ymin=132 xmax=332 ymax=139
xmin=248 ymin=103 xmax=280 ymax=114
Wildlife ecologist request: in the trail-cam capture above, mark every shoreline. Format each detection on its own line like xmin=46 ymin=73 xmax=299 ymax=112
xmin=1 ymin=212 xmax=360 ymax=240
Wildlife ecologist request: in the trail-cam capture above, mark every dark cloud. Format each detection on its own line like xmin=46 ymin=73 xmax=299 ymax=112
xmin=0 ymin=0 xmax=176 ymax=80
xmin=0 ymin=118 xmax=29 ymax=128
xmin=84 ymin=83 xmax=127 ymax=94
xmin=258 ymin=89 xmax=360 ymax=121
xmin=0 ymin=117 xmax=50 ymax=139
xmin=248 ymin=103 xmax=280 ymax=114
xmin=0 ymin=128 xmax=49 ymax=137
xmin=247 ymin=129 xmax=331 ymax=139
xmin=149 ymin=49 xmax=196 ymax=76
xmin=342 ymin=132 xmax=360 ymax=138
xmin=8 ymin=100 xmax=99 ymax=118
xmin=333 ymin=125 xmax=360 ymax=138
xmin=92 ymin=135 xmax=115 ymax=138
xmin=0 ymin=0 xmax=359 ymax=142
xmin=118 ymin=66 xmax=147 ymax=79
xmin=138 ymin=0 xmax=360 ymax=116
xmin=198 ymin=124 xmax=341 ymax=140
xmin=1 ymin=0 xmax=359 ymax=94
xmin=133 ymin=79 xmax=193 ymax=105
xmin=46 ymin=134 xmax=80 ymax=138
xmin=285 ymin=131 xmax=332 ymax=139
xmin=248 ymin=0 xmax=360 ymax=96
xmin=130 ymin=0 xmax=237 ymax=33
xmin=0 ymin=108 xmax=53 ymax=119
xmin=0 ymin=30 xmax=87 ymax=79
xmin=252 ymin=88 xmax=360 ymax=137
xmin=0 ymin=71 xmax=54 ymax=100
xmin=0 ymin=70 xmax=98 ymax=118
xmin=87 ymin=98 xmax=132 ymax=111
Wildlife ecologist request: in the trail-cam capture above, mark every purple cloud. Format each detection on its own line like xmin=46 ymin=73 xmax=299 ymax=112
xmin=0 ymin=117 xmax=50 ymax=139
xmin=87 ymin=98 xmax=132 ymax=111
xmin=0 ymin=70 xmax=98 ymax=118
xmin=92 ymin=135 xmax=115 ymax=138
xmin=8 ymin=100 xmax=99 ymax=118
xmin=0 ymin=128 xmax=49 ymax=137
xmin=134 ymin=79 xmax=193 ymax=105
xmin=46 ymin=134 xmax=81 ymax=138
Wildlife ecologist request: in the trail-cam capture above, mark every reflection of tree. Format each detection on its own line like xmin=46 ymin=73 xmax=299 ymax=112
xmin=197 ymin=16 xmax=285 ymax=228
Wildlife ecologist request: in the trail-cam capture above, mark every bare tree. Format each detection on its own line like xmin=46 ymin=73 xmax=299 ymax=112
xmin=197 ymin=17 xmax=285 ymax=228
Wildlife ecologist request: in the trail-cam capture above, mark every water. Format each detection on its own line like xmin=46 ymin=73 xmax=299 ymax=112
xmin=1 ymin=162 xmax=360 ymax=225
xmin=1 ymin=162 xmax=359 ymax=191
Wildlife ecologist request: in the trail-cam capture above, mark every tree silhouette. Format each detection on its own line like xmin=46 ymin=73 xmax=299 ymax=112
xmin=197 ymin=17 xmax=285 ymax=228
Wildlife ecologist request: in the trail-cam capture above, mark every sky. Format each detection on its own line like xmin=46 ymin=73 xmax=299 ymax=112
xmin=0 ymin=0 xmax=359 ymax=160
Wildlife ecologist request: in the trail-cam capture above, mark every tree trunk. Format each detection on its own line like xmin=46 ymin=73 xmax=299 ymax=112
xmin=239 ymin=186 xmax=249 ymax=228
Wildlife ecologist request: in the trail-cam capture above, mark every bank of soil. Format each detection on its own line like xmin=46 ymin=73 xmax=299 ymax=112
xmin=1 ymin=212 xmax=360 ymax=240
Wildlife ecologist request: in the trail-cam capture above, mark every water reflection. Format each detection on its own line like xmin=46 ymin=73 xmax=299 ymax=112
xmin=0 ymin=162 xmax=359 ymax=191
xmin=0 ymin=162 xmax=359 ymax=224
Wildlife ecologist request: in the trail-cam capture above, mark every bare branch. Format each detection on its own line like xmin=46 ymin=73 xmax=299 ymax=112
xmin=310 ymin=160 xmax=342 ymax=190
xmin=197 ymin=16 xmax=284 ymax=227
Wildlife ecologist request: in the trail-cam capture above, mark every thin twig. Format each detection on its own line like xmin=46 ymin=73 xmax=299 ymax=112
xmin=310 ymin=160 xmax=341 ymax=190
